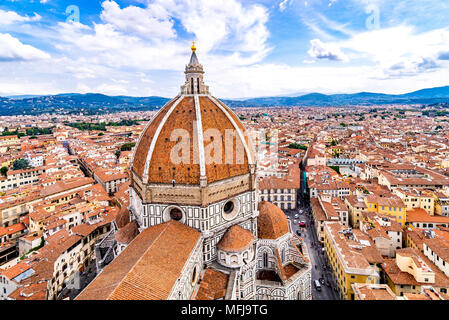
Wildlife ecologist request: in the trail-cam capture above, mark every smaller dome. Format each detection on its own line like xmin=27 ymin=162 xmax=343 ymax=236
xmin=115 ymin=220 xmax=140 ymax=244
xmin=257 ymin=201 xmax=289 ymax=239
xmin=115 ymin=207 xmax=130 ymax=229
xmin=217 ymin=225 xmax=254 ymax=252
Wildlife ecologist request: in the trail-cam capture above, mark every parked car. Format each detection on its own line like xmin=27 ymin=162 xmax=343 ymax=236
xmin=314 ymin=280 xmax=322 ymax=291
xmin=296 ymin=230 xmax=301 ymax=236
xmin=294 ymin=214 xmax=299 ymax=219
xmin=299 ymin=221 xmax=306 ymax=227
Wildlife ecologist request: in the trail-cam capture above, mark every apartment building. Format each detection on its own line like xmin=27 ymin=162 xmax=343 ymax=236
xmin=0 ymin=167 xmax=45 ymax=192
xmin=383 ymin=248 xmax=449 ymax=297
xmin=324 ymin=222 xmax=383 ymax=300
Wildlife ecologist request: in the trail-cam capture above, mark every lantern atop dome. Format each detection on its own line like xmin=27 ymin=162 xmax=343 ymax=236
xmin=182 ymin=43 xmax=209 ymax=95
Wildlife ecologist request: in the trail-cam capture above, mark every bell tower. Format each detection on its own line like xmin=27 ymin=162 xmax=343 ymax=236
xmin=181 ymin=42 xmax=210 ymax=95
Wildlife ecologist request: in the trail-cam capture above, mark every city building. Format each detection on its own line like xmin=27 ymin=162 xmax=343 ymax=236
xmin=324 ymin=221 xmax=383 ymax=300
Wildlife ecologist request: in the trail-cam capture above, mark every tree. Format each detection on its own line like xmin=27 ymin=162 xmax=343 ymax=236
xmin=329 ymin=166 xmax=340 ymax=174
xmin=340 ymin=122 xmax=346 ymax=127
xmin=120 ymin=142 xmax=136 ymax=151
xmin=288 ymin=143 xmax=308 ymax=150
xmin=12 ymin=158 xmax=30 ymax=171
xmin=0 ymin=166 xmax=8 ymax=177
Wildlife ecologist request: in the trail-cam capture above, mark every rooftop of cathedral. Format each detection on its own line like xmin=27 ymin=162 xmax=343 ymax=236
xmin=257 ymin=201 xmax=290 ymax=240
xmin=76 ymin=220 xmax=201 ymax=300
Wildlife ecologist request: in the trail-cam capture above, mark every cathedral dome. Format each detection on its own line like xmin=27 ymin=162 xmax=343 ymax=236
xmin=115 ymin=207 xmax=130 ymax=229
xmin=131 ymin=46 xmax=254 ymax=186
xmin=115 ymin=220 xmax=140 ymax=244
xmin=217 ymin=225 xmax=254 ymax=252
xmin=257 ymin=201 xmax=289 ymax=239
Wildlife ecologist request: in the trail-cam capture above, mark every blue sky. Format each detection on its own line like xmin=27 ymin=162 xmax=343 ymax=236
xmin=0 ymin=0 xmax=449 ymax=98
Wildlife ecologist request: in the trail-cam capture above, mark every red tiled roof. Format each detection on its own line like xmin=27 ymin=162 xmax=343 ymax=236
xmin=217 ymin=225 xmax=254 ymax=252
xmin=257 ymin=201 xmax=289 ymax=239
xmin=77 ymin=220 xmax=201 ymax=300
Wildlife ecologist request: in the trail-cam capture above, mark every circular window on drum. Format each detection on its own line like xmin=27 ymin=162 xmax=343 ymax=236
xmin=222 ymin=199 xmax=240 ymax=221
xmin=170 ymin=207 xmax=183 ymax=221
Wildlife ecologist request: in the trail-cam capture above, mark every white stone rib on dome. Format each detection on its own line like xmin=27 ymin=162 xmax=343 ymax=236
xmin=141 ymin=95 xmax=185 ymax=183
xmin=194 ymin=94 xmax=206 ymax=178
xmin=208 ymin=95 xmax=255 ymax=165
xmin=136 ymin=94 xmax=255 ymax=185
xmin=130 ymin=95 xmax=179 ymax=170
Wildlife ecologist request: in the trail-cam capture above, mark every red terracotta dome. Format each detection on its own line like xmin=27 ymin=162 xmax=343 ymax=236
xmin=115 ymin=207 xmax=130 ymax=229
xmin=115 ymin=220 xmax=140 ymax=245
xmin=217 ymin=225 xmax=254 ymax=252
xmin=257 ymin=201 xmax=289 ymax=239
xmin=131 ymin=48 xmax=254 ymax=186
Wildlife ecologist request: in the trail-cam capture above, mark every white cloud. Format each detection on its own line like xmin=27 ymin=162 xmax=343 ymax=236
xmin=279 ymin=0 xmax=292 ymax=12
xmin=0 ymin=9 xmax=41 ymax=25
xmin=53 ymin=0 xmax=270 ymax=71
xmin=0 ymin=33 xmax=50 ymax=62
xmin=335 ymin=25 xmax=449 ymax=77
xmin=160 ymin=0 xmax=270 ymax=58
xmin=99 ymin=0 xmax=176 ymax=39
xmin=308 ymin=39 xmax=348 ymax=61
xmin=1 ymin=0 xmax=272 ymax=97
xmin=2 ymin=0 xmax=449 ymax=99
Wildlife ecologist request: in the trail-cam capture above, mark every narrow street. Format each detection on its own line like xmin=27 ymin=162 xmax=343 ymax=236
xmin=286 ymin=162 xmax=340 ymax=300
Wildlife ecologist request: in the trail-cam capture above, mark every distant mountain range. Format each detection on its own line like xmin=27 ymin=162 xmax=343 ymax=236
xmin=1 ymin=86 xmax=449 ymax=116
xmin=223 ymin=86 xmax=449 ymax=107
xmin=0 ymin=93 xmax=170 ymax=116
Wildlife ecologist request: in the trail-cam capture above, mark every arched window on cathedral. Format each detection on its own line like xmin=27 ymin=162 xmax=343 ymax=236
xmin=281 ymin=249 xmax=285 ymax=262
xmin=263 ymin=252 xmax=268 ymax=268
xmin=197 ymin=78 xmax=200 ymax=93
xmin=230 ymin=254 xmax=238 ymax=266
xmin=191 ymin=77 xmax=194 ymax=93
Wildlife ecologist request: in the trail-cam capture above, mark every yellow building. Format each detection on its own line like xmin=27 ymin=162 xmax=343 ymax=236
xmin=344 ymin=195 xmax=367 ymax=228
xmin=434 ymin=191 xmax=449 ymax=217
xmin=442 ymin=159 xmax=449 ymax=169
xmin=0 ymin=135 xmax=20 ymax=147
xmin=383 ymin=248 xmax=449 ymax=296
xmin=394 ymin=188 xmax=435 ymax=215
xmin=324 ymin=222 xmax=383 ymax=300
xmin=364 ymin=195 xmax=406 ymax=226
xmin=0 ymin=158 xmax=13 ymax=168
